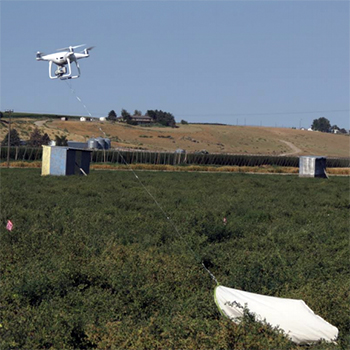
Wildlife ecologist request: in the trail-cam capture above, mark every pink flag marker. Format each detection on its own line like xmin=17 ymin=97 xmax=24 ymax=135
xmin=6 ymin=220 xmax=13 ymax=231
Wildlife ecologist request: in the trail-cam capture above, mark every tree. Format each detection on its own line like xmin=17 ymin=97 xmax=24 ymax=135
xmin=107 ymin=110 xmax=117 ymax=122
xmin=146 ymin=110 xmax=176 ymax=127
xmin=120 ymin=109 xmax=137 ymax=125
xmin=181 ymin=119 xmax=188 ymax=125
xmin=121 ymin=109 xmax=131 ymax=121
xmin=1 ymin=129 xmax=21 ymax=146
xmin=28 ymin=128 xmax=51 ymax=147
xmin=41 ymin=133 xmax=51 ymax=146
xmin=134 ymin=110 xmax=142 ymax=116
xmin=55 ymin=135 xmax=68 ymax=146
xmin=311 ymin=117 xmax=331 ymax=132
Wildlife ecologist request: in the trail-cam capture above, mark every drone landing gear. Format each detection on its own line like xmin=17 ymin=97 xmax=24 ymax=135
xmin=49 ymin=59 xmax=81 ymax=80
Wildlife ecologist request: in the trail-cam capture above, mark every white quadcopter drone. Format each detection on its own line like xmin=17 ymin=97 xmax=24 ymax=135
xmin=36 ymin=44 xmax=94 ymax=80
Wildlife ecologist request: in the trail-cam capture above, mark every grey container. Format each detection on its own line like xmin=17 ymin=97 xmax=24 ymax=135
xmin=88 ymin=139 xmax=98 ymax=149
xmin=96 ymin=137 xmax=105 ymax=149
xmin=104 ymin=138 xmax=111 ymax=149
xmin=67 ymin=141 xmax=88 ymax=149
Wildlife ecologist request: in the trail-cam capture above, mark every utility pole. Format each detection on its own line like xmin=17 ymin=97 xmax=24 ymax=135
xmin=5 ymin=109 xmax=13 ymax=168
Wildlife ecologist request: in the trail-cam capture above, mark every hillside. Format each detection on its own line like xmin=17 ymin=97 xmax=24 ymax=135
xmin=1 ymin=116 xmax=349 ymax=157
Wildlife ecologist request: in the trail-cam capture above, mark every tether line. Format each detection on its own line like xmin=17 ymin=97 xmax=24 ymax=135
xmin=113 ymin=144 xmax=219 ymax=285
xmin=64 ymin=80 xmax=93 ymax=118
xmin=61 ymin=82 xmax=219 ymax=285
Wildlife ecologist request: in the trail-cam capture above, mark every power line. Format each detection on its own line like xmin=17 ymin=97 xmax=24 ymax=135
xmin=175 ymin=109 xmax=349 ymax=117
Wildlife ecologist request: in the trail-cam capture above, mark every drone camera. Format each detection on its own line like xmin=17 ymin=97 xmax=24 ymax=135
xmin=55 ymin=67 xmax=67 ymax=76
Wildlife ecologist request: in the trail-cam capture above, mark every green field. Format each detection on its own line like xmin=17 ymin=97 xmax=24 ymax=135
xmin=1 ymin=169 xmax=349 ymax=349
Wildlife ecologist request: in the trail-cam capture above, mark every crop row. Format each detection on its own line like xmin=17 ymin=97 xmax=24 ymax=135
xmin=1 ymin=146 xmax=349 ymax=167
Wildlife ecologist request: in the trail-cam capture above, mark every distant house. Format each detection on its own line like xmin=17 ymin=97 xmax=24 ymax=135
xmin=61 ymin=117 xmax=68 ymax=121
xmin=130 ymin=115 xmax=153 ymax=125
xmin=99 ymin=117 xmax=106 ymax=122
xmin=80 ymin=117 xmax=92 ymax=122
xmin=116 ymin=114 xmax=153 ymax=125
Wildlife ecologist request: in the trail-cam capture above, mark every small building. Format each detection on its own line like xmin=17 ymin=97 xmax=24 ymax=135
xmin=61 ymin=117 xmax=68 ymax=121
xmin=299 ymin=156 xmax=327 ymax=178
xmin=80 ymin=117 xmax=93 ymax=122
xmin=42 ymin=145 xmax=92 ymax=176
xmin=126 ymin=115 xmax=153 ymax=125
xmin=99 ymin=117 xmax=106 ymax=122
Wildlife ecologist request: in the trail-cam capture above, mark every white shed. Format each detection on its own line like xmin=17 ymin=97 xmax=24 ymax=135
xmin=80 ymin=117 xmax=86 ymax=122
xmin=299 ymin=156 xmax=327 ymax=178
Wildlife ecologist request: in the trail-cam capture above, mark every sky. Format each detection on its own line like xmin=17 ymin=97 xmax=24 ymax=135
xmin=1 ymin=0 xmax=349 ymax=129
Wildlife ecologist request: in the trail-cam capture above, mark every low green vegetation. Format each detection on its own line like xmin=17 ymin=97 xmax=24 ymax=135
xmin=0 ymin=169 xmax=349 ymax=349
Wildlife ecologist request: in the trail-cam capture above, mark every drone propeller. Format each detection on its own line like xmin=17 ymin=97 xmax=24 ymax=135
xmin=56 ymin=44 xmax=86 ymax=52
xmin=82 ymin=46 xmax=95 ymax=54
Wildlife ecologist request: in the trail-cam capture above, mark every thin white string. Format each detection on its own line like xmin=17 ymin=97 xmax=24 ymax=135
xmin=62 ymin=82 xmax=219 ymax=285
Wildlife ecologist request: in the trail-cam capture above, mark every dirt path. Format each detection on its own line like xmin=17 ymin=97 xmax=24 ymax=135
xmin=279 ymin=140 xmax=302 ymax=156
xmin=34 ymin=119 xmax=49 ymax=127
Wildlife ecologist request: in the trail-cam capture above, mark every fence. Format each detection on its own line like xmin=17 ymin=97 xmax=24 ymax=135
xmin=1 ymin=146 xmax=349 ymax=168
xmin=0 ymin=146 xmax=43 ymax=162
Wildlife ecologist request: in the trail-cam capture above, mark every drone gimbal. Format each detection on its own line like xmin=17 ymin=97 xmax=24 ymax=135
xmin=49 ymin=59 xmax=81 ymax=80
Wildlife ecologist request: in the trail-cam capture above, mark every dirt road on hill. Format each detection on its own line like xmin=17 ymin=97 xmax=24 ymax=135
xmin=34 ymin=119 xmax=49 ymax=127
xmin=279 ymin=140 xmax=302 ymax=156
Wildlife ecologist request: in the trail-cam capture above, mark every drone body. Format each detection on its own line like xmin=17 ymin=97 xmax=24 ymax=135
xmin=36 ymin=45 xmax=94 ymax=80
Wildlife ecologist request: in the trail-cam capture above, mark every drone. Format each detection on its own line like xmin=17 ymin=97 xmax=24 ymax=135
xmin=36 ymin=44 xmax=94 ymax=80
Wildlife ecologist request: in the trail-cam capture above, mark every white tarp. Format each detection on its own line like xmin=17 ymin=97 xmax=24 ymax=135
xmin=214 ymin=285 xmax=338 ymax=345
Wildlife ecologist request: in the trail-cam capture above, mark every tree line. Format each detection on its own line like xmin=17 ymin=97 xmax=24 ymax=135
xmin=1 ymin=128 xmax=68 ymax=147
xmin=311 ymin=117 xmax=348 ymax=133
xmin=107 ymin=109 xmax=176 ymax=127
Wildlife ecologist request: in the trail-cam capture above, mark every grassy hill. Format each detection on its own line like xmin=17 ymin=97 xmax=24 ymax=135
xmin=0 ymin=114 xmax=349 ymax=157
